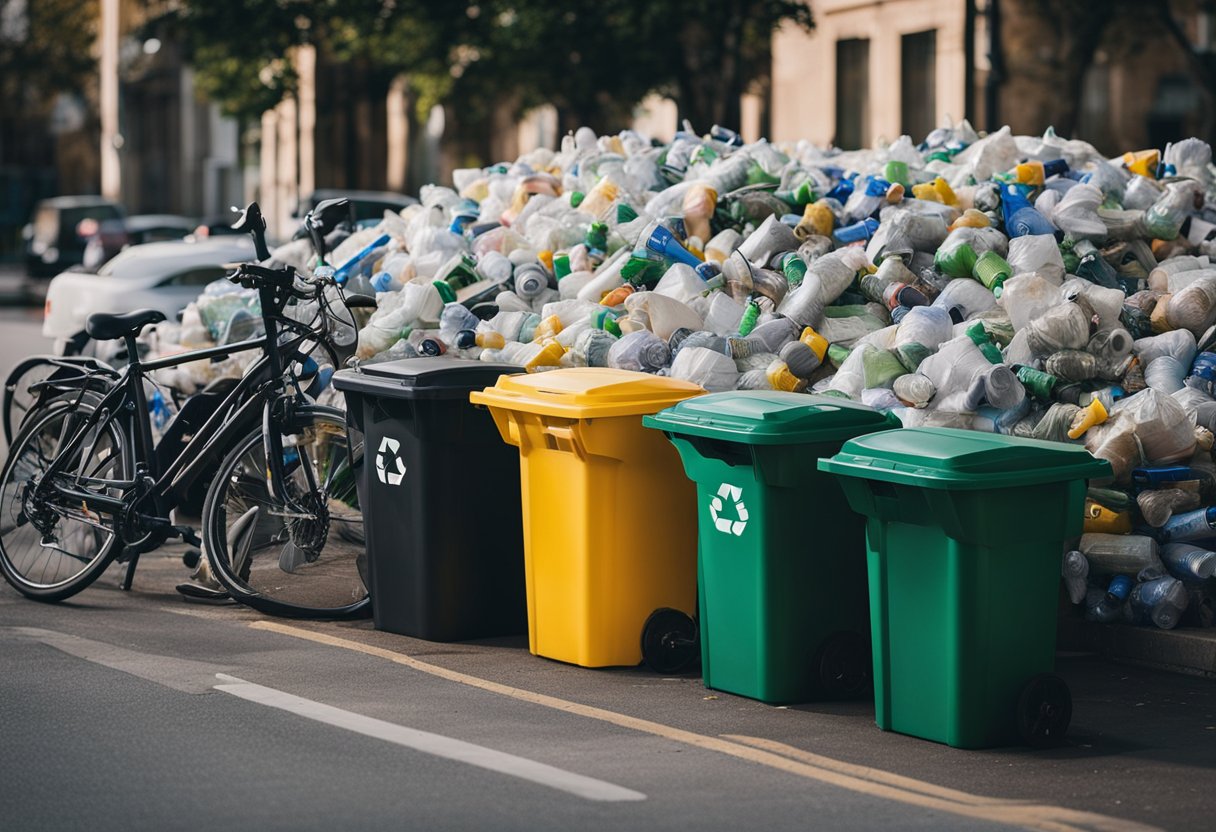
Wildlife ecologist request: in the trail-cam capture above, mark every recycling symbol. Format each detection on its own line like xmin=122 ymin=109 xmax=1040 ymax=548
xmin=709 ymin=483 xmax=748 ymax=536
xmin=375 ymin=436 xmax=406 ymax=486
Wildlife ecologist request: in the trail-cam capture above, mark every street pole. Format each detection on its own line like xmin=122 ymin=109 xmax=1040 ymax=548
xmin=100 ymin=0 xmax=121 ymax=201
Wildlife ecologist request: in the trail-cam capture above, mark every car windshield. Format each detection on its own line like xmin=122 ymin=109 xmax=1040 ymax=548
xmin=98 ymin=244 xmax=245 ymax=279
xmin=59 ymin=205 xmax=123 ymax=241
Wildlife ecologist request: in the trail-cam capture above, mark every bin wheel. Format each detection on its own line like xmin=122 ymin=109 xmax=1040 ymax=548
xmin=816 ymin=631 xmax=872 ymax=700
xmin=641 ymin=608 xmax=699 ymax=674
xmin=1017 ymin=674 xmax=1072 ymax=748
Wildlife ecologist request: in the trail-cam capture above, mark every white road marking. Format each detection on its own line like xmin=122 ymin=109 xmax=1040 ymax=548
xmin=213 ymin=673 xmax=646 ymax=803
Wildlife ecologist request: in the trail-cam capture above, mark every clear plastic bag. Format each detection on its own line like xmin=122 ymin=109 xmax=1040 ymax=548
xmin=1007 ymin=234 xmax=1065 ymax=284
xmin=607 ymin=330 xmax=670 ymax=373
xmin=669 ymin=347 xmax=738 ymax=392
xmin=1113 ymin=388 xmax=1197 ymax=465
xmin=1166 ymin=275 xmax=1216 ymax=334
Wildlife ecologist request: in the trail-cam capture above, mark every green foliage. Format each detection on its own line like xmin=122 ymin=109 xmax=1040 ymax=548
xmin=163 ymin=0 xmax=813 ymax=132
xmin=0 ymin=0 xmax=99 ymax=108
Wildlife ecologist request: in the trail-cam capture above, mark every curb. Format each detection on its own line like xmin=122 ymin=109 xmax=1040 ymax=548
xmin=1058 ymin=615 xmax=1216 ymax=679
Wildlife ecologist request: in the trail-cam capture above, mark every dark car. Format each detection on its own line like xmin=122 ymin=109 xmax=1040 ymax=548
xmin=22 ymin=196 xmax=125 ymax=278
xmin=296 ymin=189 xmax=418 ymax=224
xmin=81 ymin=214 xmax=198 ymax=271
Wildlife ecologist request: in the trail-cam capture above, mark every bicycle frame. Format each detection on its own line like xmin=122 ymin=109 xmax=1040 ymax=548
xmin=31 ymin=281 xmax=336 ymax=548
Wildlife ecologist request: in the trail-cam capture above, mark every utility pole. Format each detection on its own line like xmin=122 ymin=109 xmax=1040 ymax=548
xmin=100 ymin=0 xmax=121 ymax=201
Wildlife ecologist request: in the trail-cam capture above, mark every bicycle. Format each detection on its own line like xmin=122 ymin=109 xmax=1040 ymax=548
xmin=0 ymin=201 xmax=371 ymax=619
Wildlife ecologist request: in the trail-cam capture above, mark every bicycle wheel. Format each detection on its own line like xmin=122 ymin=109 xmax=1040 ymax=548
xmin=0 ymin=401 xmax=128 ymax=601
xmin=202 ymin=405 xmax=367 ymax=618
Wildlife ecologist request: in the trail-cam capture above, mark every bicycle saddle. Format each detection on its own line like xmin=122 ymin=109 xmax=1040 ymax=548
xmin=85 ymin=309 xmax=167 ymax=341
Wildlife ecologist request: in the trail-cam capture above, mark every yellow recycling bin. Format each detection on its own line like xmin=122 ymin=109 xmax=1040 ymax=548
xmin=471 ymin=368 xmax=704 ymax=669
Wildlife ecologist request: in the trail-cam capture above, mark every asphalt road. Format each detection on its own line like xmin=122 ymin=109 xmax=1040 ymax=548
xmin=0 ymin=309 xmax=1213 ymax=831
xmin=2 ymin=555 xmax=1213 ymax=832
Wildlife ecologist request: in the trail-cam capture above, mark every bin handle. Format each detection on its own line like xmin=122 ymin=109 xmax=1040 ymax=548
xmin=543 ymin=424 xmax=587 ymax=461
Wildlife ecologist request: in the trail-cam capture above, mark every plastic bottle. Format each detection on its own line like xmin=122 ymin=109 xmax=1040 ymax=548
xmin=1000 ymin=184 xmax=1055 ymax=237
xmin=1085 ymin=575 xmax=1133 ymax=623
xmin=1137 ymin=488 xmax=1201 ymax=527
xmin=1079 ymin=533 xmax=1161 ymax=575
xmin=1160 ymin=542 xmax=1216 ymax=582
xmin=606 ymin=330 xmax=671 ymax=373
xmin=438 ymin=302 xmax=480 ymax=346
xmin=1130 ymin=576 xmax=1189 ymax=629
xmin=1083 ymin=499 xmax=1133 ymax=533
xmin=1161 ymin=506 xmax=1216 ymax=543
xmin=893 ymin=373 xmax=935 ymax=408
xmin=514 ymin=262 xmax=551 ymax=300
xmin=737 ymin=214 xmax=800 ymax=267
xmin=1061 ymin=550 xmax=1089 ymax=604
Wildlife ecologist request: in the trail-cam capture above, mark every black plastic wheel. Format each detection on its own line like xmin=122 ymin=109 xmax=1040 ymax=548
xmin=641 ymin=608 xmax=699 ymax=674
xmin=815 ymin=631 xmax=873 ymax=700
xmin=1017 ymin=673 xmax=1072 ymax=748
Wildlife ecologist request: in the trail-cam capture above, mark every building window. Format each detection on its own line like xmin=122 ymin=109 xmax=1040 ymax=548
xmin=901 ymin=30 xmax=937 ymax=141
xmin=835 ymin=38 xmax=870 ymax=149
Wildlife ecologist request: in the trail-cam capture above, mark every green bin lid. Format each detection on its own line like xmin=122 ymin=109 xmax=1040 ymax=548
xmin=817 ymin=426 xmax=1112 ymax=490
xmin=642 ymin=392 xmax=897 ymax=446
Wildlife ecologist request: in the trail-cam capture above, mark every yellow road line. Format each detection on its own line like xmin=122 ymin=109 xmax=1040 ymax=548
xmin=249 ymin=621 xmax=1160 ymax=832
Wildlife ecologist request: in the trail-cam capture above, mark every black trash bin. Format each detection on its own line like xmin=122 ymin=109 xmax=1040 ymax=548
xmin=334 ymin=357 xmax=526 ymax=641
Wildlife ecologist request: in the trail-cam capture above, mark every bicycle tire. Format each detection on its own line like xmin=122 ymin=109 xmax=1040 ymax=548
xmin=0 ymin=400 xmax=128 ymax=602
xmin=201 ymin=404 xmax=368 ymax=619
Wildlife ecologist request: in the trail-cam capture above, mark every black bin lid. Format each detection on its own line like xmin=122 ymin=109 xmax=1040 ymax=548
xmin=333 ymin=357 xmax=523 ymax=400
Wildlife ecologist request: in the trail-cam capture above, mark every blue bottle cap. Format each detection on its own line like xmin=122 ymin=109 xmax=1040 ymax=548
xmin=1108 ymin=575 xmax=1133 ymax=599
xmin=1043 ymin=159 xmax=1069 ymax=177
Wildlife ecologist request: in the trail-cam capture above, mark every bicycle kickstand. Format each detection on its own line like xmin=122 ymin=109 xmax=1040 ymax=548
xmin=121 ymin=550 xmax=140 ymax=591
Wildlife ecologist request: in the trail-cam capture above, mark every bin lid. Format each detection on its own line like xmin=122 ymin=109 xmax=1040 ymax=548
xmin=332 ymin=357 xmax=522 ymax=400
xmin=642 ymin=392 xmax=897 ymax=446
xmin=469 ymin=367 xmax=704 ymax=419
xmin=817 ymin=427 xmax=1112 ymax=490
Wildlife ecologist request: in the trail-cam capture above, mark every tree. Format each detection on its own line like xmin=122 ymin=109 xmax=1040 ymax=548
xmin=0 ymin=0 xmax=100 ymax=163
xmin=1021 ymin=0 xmax=1216 ymax=144
xmin=165 ymin=0 xmax=812 ymax=139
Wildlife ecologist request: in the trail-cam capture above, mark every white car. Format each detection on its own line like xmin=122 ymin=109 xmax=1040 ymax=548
xmin=43 ymin=237 xmax=254 ymax=356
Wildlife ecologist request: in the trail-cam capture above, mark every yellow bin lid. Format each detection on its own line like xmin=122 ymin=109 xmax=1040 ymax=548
xmin=470 ymin=368 xmax=704 ymax=419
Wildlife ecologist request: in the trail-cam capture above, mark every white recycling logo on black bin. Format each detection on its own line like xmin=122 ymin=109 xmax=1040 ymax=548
xmin=709 ymin=482 xmax=748 ymax=536
xmin=375 ymin=436 xmax=406 ymax=486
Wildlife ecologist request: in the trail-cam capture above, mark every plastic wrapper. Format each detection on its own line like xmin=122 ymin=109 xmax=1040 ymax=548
xmin=606 ymin=330 xmax=670 ymax=373
xmin=917 ymin=336 xmax=1025 ymax=413
xmin=668 ymin=347 xmax=738 ymax=392
xmin=178 ymin=303 xmax=211 ymax=348
xmin=1135 ymin=328 xmax=1198 ymax=368
xmin=1148 ymin=255 xmax=1207 ymax=292
xmin=1046 ymin=183 xmax=1106 ymax=239
xmin=1144 ymin=356 xmax=1187 ymax=393
xmin=999 ymin=274 xmax=1058 ymax=332
xmin=931 ymin=276 xmax=998 ymax=321
xmin=623 ymin=292 xmax=702 ymax=341
xmin=1007 ymin=234 xmax=1065 ymax=284
xmin=1024 ymin=298 xmax=1093 ymax=356
xmin=1113 ymin=387 xmax=1197 ymax=464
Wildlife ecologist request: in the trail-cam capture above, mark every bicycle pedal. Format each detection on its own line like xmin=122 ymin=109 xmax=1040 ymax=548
xmin=172 ymin=526 xmax=202 ymax=547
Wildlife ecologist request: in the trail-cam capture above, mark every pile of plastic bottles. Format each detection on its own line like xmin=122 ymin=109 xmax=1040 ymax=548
xmin=178 ymin=121 xmax=1216 ymax=630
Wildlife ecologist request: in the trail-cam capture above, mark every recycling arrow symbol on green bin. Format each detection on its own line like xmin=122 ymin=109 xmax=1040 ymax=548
xmin=709 ymin=483 xmax=748 ymax=536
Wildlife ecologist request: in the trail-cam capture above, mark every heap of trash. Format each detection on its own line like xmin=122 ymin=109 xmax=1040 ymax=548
xmin=152 ymin=121 xmax=1216 ymax=630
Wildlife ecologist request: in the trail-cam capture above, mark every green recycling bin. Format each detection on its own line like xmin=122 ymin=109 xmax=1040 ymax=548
xmin=644 ymin=392 xmax=898 ymax=704
xmin=818 ymin=427 xmax=1111 ymax=749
